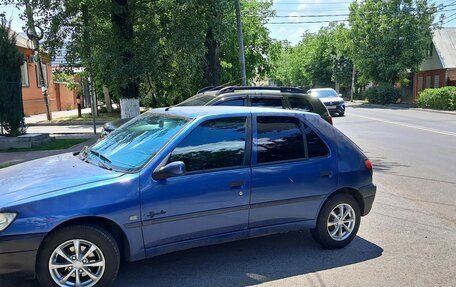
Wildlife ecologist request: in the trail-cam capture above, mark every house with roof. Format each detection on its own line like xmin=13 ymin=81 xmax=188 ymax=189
xmin=413 ymin=27 xmax=456 ymax=100
xmin=15 ymin=32 xmax=78 ymax=116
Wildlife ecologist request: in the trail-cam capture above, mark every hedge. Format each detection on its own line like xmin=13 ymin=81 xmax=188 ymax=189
xmin=364 ymin=85 xmax=400 ymax=105
xmin=417 ymin=86 xmax=456 ymax=110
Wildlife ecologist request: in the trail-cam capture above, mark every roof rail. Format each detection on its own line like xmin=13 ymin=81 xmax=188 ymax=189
xmin=196 ymin=86 xmax=216 ymax=94
xmin=216 ymin=86 xmax=306 ymax=96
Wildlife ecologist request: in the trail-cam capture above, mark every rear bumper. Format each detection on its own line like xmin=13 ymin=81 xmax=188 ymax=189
xmin=359 ymin=184 xmax=376 ymax=216
xmin=0 ymin=234 xmax=45 ymax=279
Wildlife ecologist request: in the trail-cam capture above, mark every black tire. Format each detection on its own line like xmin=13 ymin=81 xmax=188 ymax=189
xmin=311 ymin=193 xmax=361 ymax=249
xmin=339 ymin=111 xmax=345 ymax=116
xmin=37 ymin=224 xmax=120 ymax=287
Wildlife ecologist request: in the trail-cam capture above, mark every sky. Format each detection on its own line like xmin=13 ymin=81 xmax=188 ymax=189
xmin=1 ymin=0 xmax=456 ymax=46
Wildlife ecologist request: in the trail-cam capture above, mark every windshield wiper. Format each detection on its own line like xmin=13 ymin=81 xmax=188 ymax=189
xmin=90 ymin=150 xmax=112 ymax=163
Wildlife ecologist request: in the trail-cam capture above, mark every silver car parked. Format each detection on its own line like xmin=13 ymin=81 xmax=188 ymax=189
xmin=308 ymin=88 xmax=345 ymax=116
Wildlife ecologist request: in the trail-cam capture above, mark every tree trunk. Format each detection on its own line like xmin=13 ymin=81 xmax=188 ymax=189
xmin=120 ymin=98 xmax=140 ymax=119
xmin=204 ymin=28 xmax=221 ymax=87
xmin=102 ymin=85 xmax=113 ymax=113
xmin=112 ymin=0 xmax=140 ymax=116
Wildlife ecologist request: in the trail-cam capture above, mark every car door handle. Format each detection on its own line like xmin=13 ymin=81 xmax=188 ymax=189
xmin=320 ymin=171 xmax=333 ymax=178
xmin=230 ymin=180 xmax=245 ymax=189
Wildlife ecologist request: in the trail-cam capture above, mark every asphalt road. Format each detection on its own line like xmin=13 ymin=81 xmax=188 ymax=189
xmin=2 ymin=106 xmax=455 ymax=287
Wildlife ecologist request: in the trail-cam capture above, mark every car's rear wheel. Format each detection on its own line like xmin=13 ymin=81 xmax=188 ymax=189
xmin=311 ymin=193 xmax=360 ymax=249
xmin=37 ymin=224 xmax=120 ymax=287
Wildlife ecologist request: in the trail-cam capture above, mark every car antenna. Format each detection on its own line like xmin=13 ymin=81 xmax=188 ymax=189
xmin=165 ymin=106 xmax=171 ymax=111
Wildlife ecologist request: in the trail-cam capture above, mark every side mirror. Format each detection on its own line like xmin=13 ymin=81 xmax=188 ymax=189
xmin=338 ymin=93 xmax=342 ymax=97
xmin=153 ymin=161 xmax=186 ymax=180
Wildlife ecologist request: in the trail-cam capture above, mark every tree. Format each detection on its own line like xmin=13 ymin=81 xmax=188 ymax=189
xmin=348 ymin=0 xmax=437 ymax=85
xmin=0 ymin=18 xmax=26 ymax=136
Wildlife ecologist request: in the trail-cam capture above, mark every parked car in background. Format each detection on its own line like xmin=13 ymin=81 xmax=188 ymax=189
xmin=101 ymin=86 xmax=333 ymax=135
xmin=0 ymin=106 xmax=375 ymax=287
xmin=308 ymin=88 xmax=346 ymax=116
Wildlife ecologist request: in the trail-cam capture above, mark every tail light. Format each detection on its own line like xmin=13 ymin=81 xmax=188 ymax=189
xmin=365 ymin=159 xmax=373 ymax=175
xmin=328 ymin=115 xmax=333 ymax=125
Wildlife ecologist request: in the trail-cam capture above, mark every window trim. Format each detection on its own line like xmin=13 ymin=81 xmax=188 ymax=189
xmin=165 ymin=115 xmax=252 ymax=175
xmin=20 ymin=61 xmax=30 ymax=87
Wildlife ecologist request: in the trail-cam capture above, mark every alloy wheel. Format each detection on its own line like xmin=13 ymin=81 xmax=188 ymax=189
xmin=48 ymin=239 xmax=106 ymax=287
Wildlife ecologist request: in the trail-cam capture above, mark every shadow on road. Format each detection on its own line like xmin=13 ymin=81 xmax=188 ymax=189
xmin=349 ymin=103 xmax=416 ymax=110
xmin=1 ymin=232 xmax=383 ymax=287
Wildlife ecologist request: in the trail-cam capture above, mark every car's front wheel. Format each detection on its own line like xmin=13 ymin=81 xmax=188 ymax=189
xmin=311 ymin=193 xmax=360 ymax=249
xmin=37 ymin=224 xmax=120 ymax=287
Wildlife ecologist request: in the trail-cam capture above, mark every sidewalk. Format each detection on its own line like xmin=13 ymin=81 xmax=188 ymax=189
xmin=346 ymin=101 xmax=456 ymax=115
xmin=0 ymin=135 xmax=98 ymax=166
xmin=24 ymin=108 xmax=92 ymax=124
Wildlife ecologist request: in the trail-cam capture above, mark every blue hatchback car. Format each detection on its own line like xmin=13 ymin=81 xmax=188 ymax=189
xmin=0 ymin=107 xmax=376 ymax=287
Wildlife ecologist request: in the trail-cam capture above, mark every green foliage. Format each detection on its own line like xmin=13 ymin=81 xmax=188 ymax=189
xmin=364 ymin=85 xmax=400 ymax=105
xmin=416 ymin=87 xmax=456 ymax=110
xmin=53 ymin=72 xmax=78 ymax=91
xmin=349 ymin=0 xmax=436 ymax=85
xmin=0 ymin=18 xmax=26 ymax=136
xmin=269 ymin=24 xmax=353 ymax=90
xmin=15 ymin=0 xmax=275 ymax=109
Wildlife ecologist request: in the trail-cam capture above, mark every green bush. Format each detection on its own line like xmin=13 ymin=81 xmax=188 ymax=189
xmin=365 ymin=85 xmax=400 ymax=105
xmin=417 ymin=87 xmax=456 ymax=110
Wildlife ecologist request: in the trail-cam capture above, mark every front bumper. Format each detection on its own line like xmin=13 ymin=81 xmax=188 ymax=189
xmin=359 ymin=184 xmax=376 ymax=216
xmin=0 ymin=233 xmax=45 ymax=279
xmin=326 ymin=103 xmax=345 ymax=114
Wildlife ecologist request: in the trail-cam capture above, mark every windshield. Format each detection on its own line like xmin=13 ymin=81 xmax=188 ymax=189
xmin=82 ymin=112 xmax=189 ymax=172
xmin=310 ymin=89 xmax=338 ymax=98
xmin=177 ymin=93 xmax=217 ymax=106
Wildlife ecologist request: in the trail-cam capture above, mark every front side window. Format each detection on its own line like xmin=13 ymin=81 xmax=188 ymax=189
xmin=256 ymin=116 xmax=305 ymax=164
xmin=215 ymin=98 xmax=245 ymax=106
xmin=170 ymin=117 xmax=247 ymax=172
xmin=289 ymin=97 xmax=313 ymax=112
xmin=251 ymin=98 xmax=283 ymax=109
xmin=85 ymin=112 xmax=189 ymax=171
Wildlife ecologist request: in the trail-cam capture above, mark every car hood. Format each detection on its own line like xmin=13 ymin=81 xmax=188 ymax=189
xmin=319 ymin=97 xmax=344 ymax=103
xmin=0 ymin=153 xmax=124 ymax=206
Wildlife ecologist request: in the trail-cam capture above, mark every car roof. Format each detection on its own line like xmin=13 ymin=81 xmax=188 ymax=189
xmin=199 ymin=89 xmax=309 ymax=98
xmin=308 ymin=88 xmax=336 ymax=91
xmin=152 ymin=106 xmax=317 ymax=119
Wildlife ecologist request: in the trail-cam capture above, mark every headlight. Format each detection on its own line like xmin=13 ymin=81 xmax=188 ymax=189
xmin=0 ymin=213 xmax=17 ymax=231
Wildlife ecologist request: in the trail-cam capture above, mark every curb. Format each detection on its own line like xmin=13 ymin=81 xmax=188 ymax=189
xmin=348 ymin=103 xmax=455 ymax=115
xmin=27 ymin=121 xmax=108 ymax=127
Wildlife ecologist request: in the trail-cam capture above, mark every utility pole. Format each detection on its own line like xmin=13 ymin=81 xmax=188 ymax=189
xmin=350 ymin=64 xmax=356 ymax=102
xmin=24 ymin=0 xmax=52 ymax=120
xmin=235 ymin=0 xmax=247 ymax=86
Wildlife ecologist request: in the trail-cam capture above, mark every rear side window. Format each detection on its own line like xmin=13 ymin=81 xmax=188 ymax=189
xmin=288 ymin=97 xmax=313 ymax=112
xmin=215 ymin=99 xmax=245 ymax=106
xmin=303 ymin=124 xmax=329 ymax=158
xmin=251 ymin=98 xmax=283 ymax=109
xmin=256 ymin=116 xmax=305 ymax=163
xmin=170 ymin=117 xmax=247 ymax=172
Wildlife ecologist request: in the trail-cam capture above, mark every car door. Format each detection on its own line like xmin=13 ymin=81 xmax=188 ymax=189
xmin=140 ymin=115 xmax=252 ymax=249
xmin=249 ymin=114 xmax=337 ymax=228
